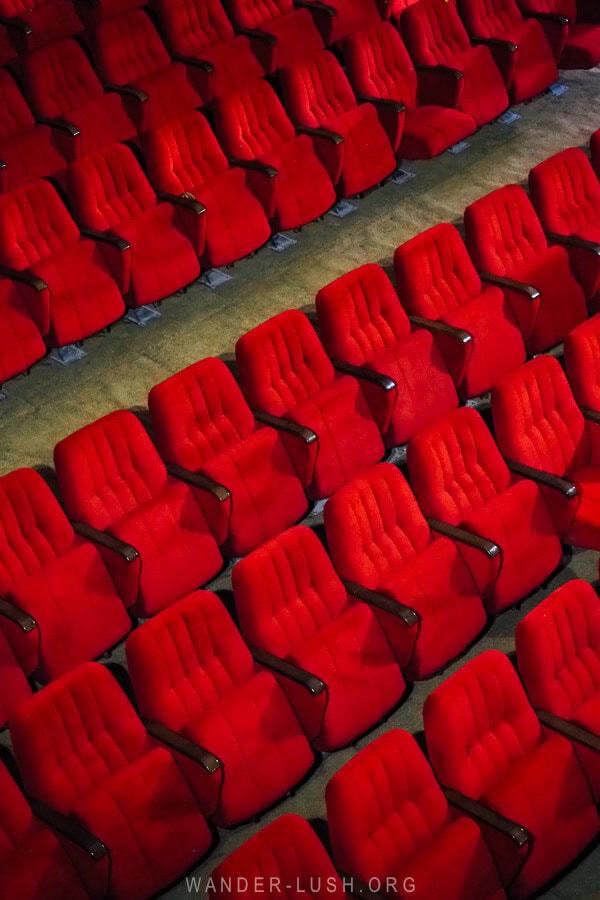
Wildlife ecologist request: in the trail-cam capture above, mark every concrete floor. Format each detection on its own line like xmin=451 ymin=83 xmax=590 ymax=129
xmin=1 ymin=65 xmax=600 ymax=899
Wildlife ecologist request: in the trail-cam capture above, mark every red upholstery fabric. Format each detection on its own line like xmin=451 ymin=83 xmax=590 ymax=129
xmin=280 ymin=50 xmax=397 ymax=196
xmin=0 ymin=180 xmax=124 ymax=348
xmin=519 ymin=0 xmax=600 ymax=67
xmin=384 ymin=0 xmax=420 ymax=26
xmin=516 ymin=578 xmax=600 ymax=801
xmin=324 ymin=464 xmax=487 ymax=679
xmin=306 ymin=0 xmax=381 ymax=44
xmin=226 ymin=0 xmax=323 ymax=70
xmin=424 ymin=650 xmax=600 ymax=898
xmin=54 ymin=410 xmax=223 ymax=616
xmin=492 ymin=354 xmax=600 ymax=550
xmin=564 ymin=314 xmax=600 ymax=410
xmin=0 ymin=629 xmax=31 ymax=728
xmin=232 ymin=525 xmax=406 ymax=750
xmin=213 ymin=80 xmax=335 ymax=231
xmin=394 ymin=223 xmax=526 ymax=397
xmin=74 ymin=0 xmax=144 ymax=28
xmin=407 ymin=406 xmax=563 ymax=613
xmin=210 ymin=815 xmax=346 ymax=898
xmin=0 ymin=279 xmax=45 ymax=384
xmin=23 ymin=39 xmax=137 ymax=160
xmin=236 ymin=309 xmax=385 ymax=499
xmin=403 ymin=0 xmax=509 ymax=126
xmin=66 ymin=144 xmax=200 ymax=307
xmin=126 ymin=590 xmax=314 ymax=825
xmin=144 ymin=112 xmax=271 ymax=267
xmin=316 ymin=264 xmax=458 ymax=444
xmin=0 ymin=0 xmax=82 ymax=49
xmin=10 ymin=662 xmax=213 ymax=900
xmin=592 ymin=128 xmax=600 ymax=178
xmin=92 ymin=10 xmax=203 ymax=131
xmin=344 ymin=23 xmax=476 ymax=160
xmin=464 ymin=184 xmax=587 ymax=354
xmin=326 ymin=729 xmax=506 ymax=900
xmin=149 ymin=357 xmax=308 ymax=556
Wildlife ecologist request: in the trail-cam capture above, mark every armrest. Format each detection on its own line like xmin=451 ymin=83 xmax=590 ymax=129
xmin=156 ymin=190 xmax=206 ymax=215
xmin=251 ymin=646 xmax=326 ymax=695
xmin=344 ymin=580 xmax=420 ymax=627
xmin=253 ymin=410 xmax=317 ymax=444
xmin=235 ymin=26 xmax=278 ymax=45
xmin=582 ymin=407 xmax=600 ymax=425
xmin=80 ymin=227 xmax=130 ymax=252
xmin=537 ymin=709 xmax=600 ymax=752
xmin=296 ymin=125 xmax=344 ymax=144
xmin=408 ymin=314 xmax=472 ymax=345
xmin=506 ymin=459 xmax=577 ymax=498
xmin=103 ymin=82 xmax=148 ymax=102
xmin=228 ymin=157 xmax=278 ymax=178
xmin=171 ymin=53 xmax=215 ymax=72
xmin=0 ymin=596 xmax=37 ymax=632
xmin=479 ymin=272 xmax=540 ymax=300
xmin=0 ymin=265 xmax=47 ymax=292
xmin=72 ymin=522 xmax=139 ymax=562
xmin=295 ymin=0 xmax=337 ymax=14
xmin=427 ymin=518 xmax=500 ymax=558
xmin=471 ymin=36 xmax=518 ymax=51
xmin=144 ymin=720 xmax=222 ymax=773
xmin=35 ymin=115 xmax=80 ymax=136
xmin=355 ymin=94 xmax=406 ymax=113
xmin=546 ymin=231 xmax=600 ymax=255
xmin=332 ymin=360 xmax=395 ymax=391
xmin=30 ymin=801 xmax=108 ymax=859
xmin=521 ymin=8 xmax=568 ymax=23
xmin=166 ymin=464 xmax=231 ymax=503
xmin=0 ymin=14 xmax=31 ymax=33
xmin=443 ymin=788 xmax=531 ymax=846
xmin=416 ymin=63 xmax=463 ymax=80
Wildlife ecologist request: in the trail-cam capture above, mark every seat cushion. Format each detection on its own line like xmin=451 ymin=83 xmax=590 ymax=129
xmin=69 ymin=92 xmax=137 ymax=157
xmin=500 ymin=18 xmax=557 ymax=103
xmin=447 ymin=45 xmax=508 ymax=127
xmin=561 ymin=23 xmax=600 ymax=68
xmin=0 ymin=823 xmax=88 ymax=900
xmin=401 ymin=105 xmax=476 ymax=160
xmin=573 ymin=692 xmax=600 ymax=801
xmin=261 ymin=134 xmax=335 ymax=231
xmin=201 ymin=35 xmax=265 ymax=98
xmin=565 ymin=463 xmax=600 ymax=550
xmin=328 ymin=103 xmax=396 ymax=196
xmin=135 ymin=63 xmax=202 ymax=129
xmin=0 ymin=125 xmax=65 ymax=191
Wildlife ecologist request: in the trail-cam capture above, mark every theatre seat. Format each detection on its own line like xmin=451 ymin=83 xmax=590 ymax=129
xmin=564 ymin=313 xmax=600 ymax=409
xmin=518 ymin=0 xmax=600 ymax=68
xmin=407 ymin=406 xmax=563 ymax=614
xmin=144 ymin=112 xmax=271 ymax=268
xmin=382 ymin=0 xmax=420 ymax=27
xmin=324 ymin=464 xmax=487 ymax=679
xmin=66 ymin=143 xmax=201 ymax=308
xmin=232 ymin=525 xmax=406 ymax=751
xmin=464 ymin=184 xmax=587 ymax=354
xmin=126 ymin=590 xmax=314 ymax=826
xmin=315 ymin=263 xmax=458 ymax=447
xmin=236 ymin=309 xmax=385 ymax=500
xmin=0 ymin=630 xmax=31 ymax=729
xmin=394 ymin=223 xmax=526 ymax=398
xmin=280 ymin=50 xmax=397 ymax=197
xmin=424 ymin=651 xmax=599 ymax=899
xmin=492 ymin=354 xmax=600 ymax=551
xmin=213 ymin=79 xmax=335 ymax=231
xmin=10 ymin=662 xmax=213 ymax=900
xmin=326 ymin=730 xmax=506 ymax=900
xmin=0 ymin=280 xmax=45 ymax=386
xmin=403 ymin=0 xmax=509 ymax=127
xmin=344 ymin=22 xmax=476 ymax=160
xmin=148 ymin=357 xmax=308 ymax=557
xmin=0 ymin=0 xmax=82 ymax=50
xmin=225 ymin=0 xmax=324 ymax=72
xmin=54 ymin=410 xmax=223 ymax=617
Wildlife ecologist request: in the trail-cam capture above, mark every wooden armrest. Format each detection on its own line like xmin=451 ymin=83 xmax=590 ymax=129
xmin=103 ymin=82 xmax=148 ymax=102
xmin=416 ymin=63 xmax=464 ymax=80
xmin=537 ymin=709 xmax=600 ymax=752
xmin=409 ymin=314 xmax=472 ymax=345
xmin=156 ymin=190 xmax=206 ymax=215
xmin=546 ymin=231 xmax=600 ymax=255
xmin=253 ymin=410 xmax=317 ymax=444
xmin=30 ymin=801 xmax=108 ymax=859
xmin=295 ymin=0 xmax=337 ymax=14
xmin=236 ymin=26 xmax=278 ymax=45
xmin=521 ymin=8 xmax=568 ymax=23
xmin=0 ymin=265 xmax=47 ymax=292
xmin=344 ymin=580 xmax=420 ymax=627
xmin=479 ymin=272 xmax=540 ymax=300
xmin=427 ymin=518 xmax=500 ymax=558
xmin=443 ymin=788 xmax=531 ymax=846
xmin=332 ymin=360 xmax=395 ymax=391
xmin=296 ymin=125 xmax=344 ymax=144
xmin=228 ymin=157 xmax=278 ymax=178
xmin=144 ymin=720 xmax=222 ymax=773
xmin=0 ymin=597 xmax=37 ymax=632
xmin=72 ymin=522 xmax=139 ymax=562
xmin=35 ymin=115 xmax=80 ymax=136
xmin=0 ymin=14 xmax=31 ymax=33
xmin=582 ymin=407 xmax=600 ymax=425
xmin=251 ymin=646 xmax=325 ymax=695
xmin=471 ymin=36 xmax=518 ymax=51
xmin=171 ymin=53 xmax=215 ymax=71
xmin=80 ymin=227 xmax=130 ymax=252
xmin=506 ymin=459 xmax=577 ymax=498
xmin=166 ymin=464 xmax=231 ymax=502
xmin=355 ymin=94 xmax=406 ymax=113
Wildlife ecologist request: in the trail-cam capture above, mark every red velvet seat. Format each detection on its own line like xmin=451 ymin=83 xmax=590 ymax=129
xmin=213 ymin=79 xmax=335 ymax=231
xmin=564 ymin=313 xmax=600 ymax=410
xmin=492 ymin=354 xmax=600 ymax=551
xmin=326 ymin=729 xmax=506 ymax=900
xmin=54 ymin=410 xmax=223 ymax=617
xmin=126 ymin=590 xmax=314 ymax=826
xmin=324 ymin=463 xmax=487 ymax=679
xmin=74 ymin=0 xmax=143 ymax=30
xmin=66 ymin=143 xmax=201 ymax=308
xmin=225 ymin=0 xmax=324 ymax=72
xmin=148 ymin=357 xmax=308 ymax=557
xmin=344 ymin=22 xmax=476 ymax=160
xmin=315 ymin=263 xmax=458 ymax=447
xmin=236 ymin=309 xmax=385 ymax=500
xmin=464 ymin=184 xmax=587 ymax=354
xmin=424 ymin=650 xmax=600 ymax=899
xmin=382 ymin=0 xmax=419 ymax=26
xmin=0 ymin=630 xmax=31 ymax=728
xmin=518 ymin=0 xmax=600 ymax=67
xmin=303 ymin=0 xmax=381 ymax=45
xmin=280 ymin=49 xmax=397 ymax=197
xmin=10 ymin=662 xmax=213 ymax=900
xmin=144 ymin=112 xmax=271 ymax=268
xmin=407 ymin=406 xmax=563 ymax=614
xmin=0 ymin=0 xmax=82 ymax=50
xmin=394 ymin=222 xmax=526 ymax=398
xmin=92 ymin=10 xmax=203 ymax=132
xmin=232 ymin=525 xmax=406 ymax=751
xmin=0 ymin=279 xmax=45 ymax=386
xmin=403 ymin=0 xmax=509 ymax=127
xmin=0 ymin=180 xmax=125 ymax=349
xmin=516 ymin=579 xmax=600 ymax=802
xmin=23 ymin=39 xmax=137 ymax=162
xmin=458 ymin=0 xmax=558 ymax=102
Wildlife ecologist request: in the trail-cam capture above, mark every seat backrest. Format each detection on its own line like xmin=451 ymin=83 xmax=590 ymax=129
xmin=126 ymin=590 xmax=256 ymax=729
xmin=324 ymin=463 xmax=432 ymax=587
xmin=153 ymin=0 xmax=234 ymax=56
xmin=529 ymin=147 xmax=600 ymax=237
xmin=403 ymin=0 xmax=471 ymax=65
xmin=54 ymin=410 xmax=169 ymax=531
xmin=315 ymin=263 xmax=411 ymax=365
xmin=464 ymin=184 xmax=549 ymax=274
xmin=93 ymin=9 xmax=172 ymax=84
xmin=0 ymin=629 xmax=32 ymax=729
xmin=326 ymin=729 xmax=451 ymax=883
xmin=10 ymin=662 xmax=148 ymax=810
xmin=407 ymin=406 xmax=511 ymax=523
xmin=491 ymin=355 xmax=590 ymax=476
xmin=0 ymin=180 xmax=80 ymax=269
xmin=23 ymin=39 xmax=104 ymax=118
xmin=0 ymin=0 xmax=45 ymax=15
xmin=280 ymin=50 xmax=357 ymax=128
xmin=0 ymin=762 xmax=34 ymax=862
xmin=0 ymin=70 xmax=34 ymax=142
xmin=67 ymin=144 xmax=157 ymax=231
xmin=144 ymin=111 xmax=230 ymax=196
xmin=517 ymin=0 xmax=575 ymax=16
xmin=226 ymin=0 xmax=294 ymax=29
xmin=424 ymin=650 xmax=543 ymax=798
xmin=213 ymin=79 xmax=296 ymax=160
xmin=235 ymin=309 xmax=335 ymax=415
xmin=149 ymin=357 xmax=256 ymax=469
xmin=458 ymin=0 xmax=524 ymax=36
xmin=394 ymin=222 xmax=484 ymax=318
xmin=564 ymin=315 xmax=600 ymax=410
xmin=344 ymin=22 xmax=418 ymax=109
xmin=232 ymin=525 xmax=349 ymax=658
